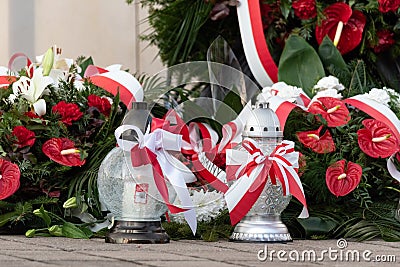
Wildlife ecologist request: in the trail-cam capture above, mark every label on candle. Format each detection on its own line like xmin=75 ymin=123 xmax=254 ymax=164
xmin=134 ymin=183 xmax=149 ymax=204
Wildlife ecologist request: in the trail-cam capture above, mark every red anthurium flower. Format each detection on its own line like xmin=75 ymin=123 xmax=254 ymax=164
xmin=0 ymin=158 xmax=20 ymax=200
xmin=11 ymin=126 xmax=36 ymax=148
xmin=296 ymin=126 xmax=335 ymax=154
xmin=87 ymin=94 xmax=111 ymax=117
xmin=52 ymin=101 xmax=83 ymax=126
xmin=326 ymin=159 xmax=362 ymax=197
xmin=42 ymin=138 xmax=86 ymax=167
xmin=308 ymin=97 xmax=350 ymax=127
xmin=315 ymin=3 xmax=366 ymax=55
xmin=357 ymin=119 xmax=398 ymax=158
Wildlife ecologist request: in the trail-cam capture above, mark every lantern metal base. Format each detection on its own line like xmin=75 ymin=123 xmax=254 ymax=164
xmin=230 ymin=214 xmax=292 ymax=243
xmin=105 ymin=220 xmax=170 ymax=244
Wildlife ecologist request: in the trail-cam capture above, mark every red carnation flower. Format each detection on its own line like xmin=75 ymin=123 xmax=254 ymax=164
xmin=297 ymin=126 xmax=335 ymax=154
xmin=378 ymin=0 xmax=400 ymax=13
xmin=11 ymin=126 xmax=36 ymax=148
xmin=308 ymin=97 xmax=350 ymax=127
xmin=24 ymin=111 xmax=40 ymax=119
xmin=372 ymin=29 xmax=396 ymax=53
xmin=42 ymin=138 xmax=86 ymax=167
xmin=326 ymin=159 xmax=362 ymax=197
xmin=292 ymin=0 xmax=317 ymax=20
xmin=52 ymin=101 xmax=83 ymax=126
xmin=87 ymin=94 xmax=111 ymax=117
xmin=357 ymin=119 xmax=398 ymax=158
xmin=0 ymin=158 xmax=20 ymax=200
xmin=315 ymin=3 xmax=366 ymax=55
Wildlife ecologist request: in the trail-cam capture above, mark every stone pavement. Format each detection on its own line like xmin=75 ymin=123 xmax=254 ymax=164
xmin=0 ymin=235 xmax=398 ymax=266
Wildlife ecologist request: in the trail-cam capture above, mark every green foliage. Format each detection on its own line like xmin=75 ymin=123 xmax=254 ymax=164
xmin=142 ymin=0 xmax=213 ymax=65
xmin=278 ymin=35 xmax=325 ymax=97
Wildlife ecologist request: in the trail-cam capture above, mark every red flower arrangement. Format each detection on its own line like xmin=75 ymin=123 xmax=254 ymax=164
xmin=0 ymin=50 xmax=126 ymax=211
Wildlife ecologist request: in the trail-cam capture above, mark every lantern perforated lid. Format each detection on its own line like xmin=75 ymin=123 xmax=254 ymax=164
xmin=243 ymin=103 xmax=283 ymax=138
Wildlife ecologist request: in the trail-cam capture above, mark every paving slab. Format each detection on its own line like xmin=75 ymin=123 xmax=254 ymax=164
xmin=0 ymin=235 xmax=398 ymax=266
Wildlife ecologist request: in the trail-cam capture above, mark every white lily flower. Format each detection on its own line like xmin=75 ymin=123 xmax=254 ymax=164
xmin=12 ymin=69 xmax=53 ymax=115
xmin=36 ymin=45 xmax=74 ymax=86
xmin=36 ymin=45 xmax=73 ymax=72
xmin=314 ymin=76 xmax=345 ymax=92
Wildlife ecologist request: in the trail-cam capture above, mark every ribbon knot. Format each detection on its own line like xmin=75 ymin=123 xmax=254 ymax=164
xmin=225 ymin=138 xmax=309 ymax=225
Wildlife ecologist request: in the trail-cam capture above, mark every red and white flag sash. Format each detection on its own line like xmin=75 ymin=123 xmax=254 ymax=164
xmin=236 ymin=0 xmax=278 ymax=87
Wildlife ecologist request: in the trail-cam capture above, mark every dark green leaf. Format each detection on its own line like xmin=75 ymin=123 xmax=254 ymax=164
xmin=318 ymin=36 xmax=348 ymax=73
xmin=297 ymin=216 xmax=338 ymax=238
xmin=278 ymin=35 xmax=325 ymax=98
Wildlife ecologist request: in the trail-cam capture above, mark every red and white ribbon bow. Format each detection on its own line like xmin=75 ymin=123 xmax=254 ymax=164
xmin=114 ymin=125 xmax=197 ymax=234
xmin=84 ymin=65 xmax=143 ymax=109
xmin=225 ymin=139 xmax=308 ymax=225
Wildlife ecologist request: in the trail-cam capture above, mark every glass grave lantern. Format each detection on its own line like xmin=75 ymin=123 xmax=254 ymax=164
xmin=97 ymin=102 xmax=175 ymax=244
xmin=230 ymin=102 xmax=292 ymax=242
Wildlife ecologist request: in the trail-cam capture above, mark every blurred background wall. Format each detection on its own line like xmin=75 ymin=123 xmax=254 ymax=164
xmin=0 ymin=0 xmax=164 ymax=75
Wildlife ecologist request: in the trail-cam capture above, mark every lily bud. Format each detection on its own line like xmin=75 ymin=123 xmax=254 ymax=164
xmin=25 ymin=229 xmax=36 ymax=238
xmin=48 ymin=225 xmax=63 ymax=237
xmin=42 ymin=47 xmax=54 ymax=76
xmin=63 ymin=196 xmax=78 ymax=209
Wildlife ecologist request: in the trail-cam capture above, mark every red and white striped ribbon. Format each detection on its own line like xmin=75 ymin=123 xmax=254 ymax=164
xmin=236 ymin=0 xmax=278 ymax=87
xmin=84 ymin=65 xmax=143 ymax=108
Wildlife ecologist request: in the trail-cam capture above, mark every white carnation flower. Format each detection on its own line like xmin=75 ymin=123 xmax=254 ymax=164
xmin=363 ymin=88 xmax=390 ymax=107
xmin=313 ymin=88 xmax=342 ymax=100
xmin=257 ymin=82 xmax=302 ymax=103
xmin=171 ymin=189 xmax=226 ymax=224
xmin=314 ymin=76 xmax=345 ymax=92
